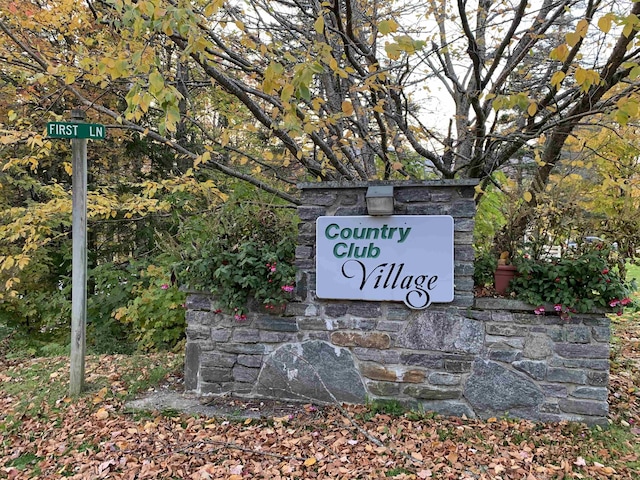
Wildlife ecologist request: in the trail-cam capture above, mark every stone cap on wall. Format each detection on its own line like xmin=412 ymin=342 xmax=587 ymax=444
xmin=298 ymin=179 xmax=479 ymax=190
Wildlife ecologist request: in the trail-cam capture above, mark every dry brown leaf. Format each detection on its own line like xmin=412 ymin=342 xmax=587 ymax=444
xmin=95 ymin=407 xmax=109 ymax=420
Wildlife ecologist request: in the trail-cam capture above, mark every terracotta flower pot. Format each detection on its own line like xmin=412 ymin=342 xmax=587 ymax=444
xmin=494 ymin=264 xmax=517 ymax=295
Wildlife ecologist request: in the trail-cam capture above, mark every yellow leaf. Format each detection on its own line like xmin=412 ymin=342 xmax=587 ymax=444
xmin=341 ymin=100 xmax=354 ymax=116
xmin=551 ymin=70 xmax=566 ymax=89
xmin=523 ymin=191 xmax=533 ymax=203
xmin=550 ymin=44 xmax=569 ymax=62
xmin=64 ymin=73 xmax=76 ymax=85
xmin=281 ymin=83 xmax=295 ymax=103
xmin=314 ymin=15 xmax=324 ymax=34
xmin=598 ymin=14 xmax=612 ymax=34
xmin=527 ymin=102 xmax=538 ymax=117
xmin=576 ymin=19 xmax=589 ymax=38
xmin=575 ymin=67 xmax=587 ymax=86
xmin=95 ymin=408 xmax=109 ymax=420
xmin=565 ymin=31 xmax=581 ymax=48
xmin=378 ymin=19 xmax=399 ymax=35
xmin=235 ymin=20 xmax=245 ymax=31
xmin=303 ymin=457 xmax=317 ymax=467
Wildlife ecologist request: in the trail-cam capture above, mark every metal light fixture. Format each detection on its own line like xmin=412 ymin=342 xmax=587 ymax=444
xmin=366 ymin=185 xmax=394 ymax=216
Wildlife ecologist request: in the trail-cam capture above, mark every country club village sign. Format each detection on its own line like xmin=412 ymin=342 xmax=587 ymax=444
xmin=316 ymin=215 xmax=454 ymax=309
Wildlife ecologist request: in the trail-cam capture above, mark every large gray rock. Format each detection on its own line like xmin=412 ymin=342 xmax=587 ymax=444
xmin=396 ymin=310 xmax=483 ymax=354
xmin=256 ymin=341 xmax=366 ymax=404
xmin=464 ymin=360 xmax=544 ymax=414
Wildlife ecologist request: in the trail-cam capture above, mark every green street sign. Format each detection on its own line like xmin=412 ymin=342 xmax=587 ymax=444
xmin=47 ymin=122 xmax=106 ymax=140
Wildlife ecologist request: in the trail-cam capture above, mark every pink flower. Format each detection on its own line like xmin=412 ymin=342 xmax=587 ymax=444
xmin=534 ymin=306 xmax=545 ymax=315
xmin=281 ymin=285 xmax=294 ymax=293
xmin=609 ymin=299 xmax=620 ymax=307
xmin=621 ymin=297 xmax=632 ymax=306
xmin=214 ymin=309 xmax=222 ymax=314
xmin=617 ymin=311 xmax=623 ymax=316
xmin=161 ymin=283 xmax=169 ymax=290
xmin=234 ymin=314 xmax=247 ymax=321
xmin=554 ymin=304 xmax=563 ymax=312
xmin=602 ymin=268 xmax=609 ymax=275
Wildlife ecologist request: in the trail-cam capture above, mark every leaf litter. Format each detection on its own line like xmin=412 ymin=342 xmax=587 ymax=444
xmin=0 ymin=317 xmax=638 ymax=479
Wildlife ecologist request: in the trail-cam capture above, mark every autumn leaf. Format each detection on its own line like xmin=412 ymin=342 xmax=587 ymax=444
xmin=95 ymin=407 xmax=109 ymax=420
xmin=303 ymin=457 xmax=317 ymax=467
xmin=341 ymin=100 xmax=354 ymax=116
xmin=574 ymin=456 xmax=587 ymax=467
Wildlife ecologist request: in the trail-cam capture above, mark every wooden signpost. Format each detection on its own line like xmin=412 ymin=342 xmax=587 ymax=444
xmin=46 ymin=110 xmax=105 ymax=396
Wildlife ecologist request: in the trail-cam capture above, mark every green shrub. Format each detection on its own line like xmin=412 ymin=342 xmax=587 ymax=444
xmin=473 ymin=250 xmax=497 ymax=287
xmin=511 ymin=245 xmax=637 ymax=318
xmin=176 ymin=194 xmax=297 ymax=316
xmin=114 ymin=264 xmax=186 ymax=352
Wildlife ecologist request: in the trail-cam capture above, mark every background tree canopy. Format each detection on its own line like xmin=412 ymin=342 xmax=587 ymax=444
xmin=1 ymin=0 xmax=640 ymax=350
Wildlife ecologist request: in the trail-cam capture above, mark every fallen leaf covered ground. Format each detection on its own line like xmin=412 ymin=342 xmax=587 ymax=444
xmin=1 ymin=316 xmax=639 ymax=479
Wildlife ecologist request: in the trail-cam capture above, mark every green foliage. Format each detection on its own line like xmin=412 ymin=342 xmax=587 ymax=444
xmin=87 ymin=262 xmax=141 ymax=354
xmin=114 ymin=264 xmax=186 ymax=352
xmin=473 ymin=251 xmax=498 ymax=288
xmin=511 ymin=245 xmax=637 ymax=317
xmin=176 ymin=191 xmax=297 ymax=315
xmin=367 ymin=399 xmax=407 ymax=417
xmin=474 ymin=174 xmax=509 ymax=255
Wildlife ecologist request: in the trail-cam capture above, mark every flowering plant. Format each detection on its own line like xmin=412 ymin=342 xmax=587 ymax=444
xmin=176 ymin=197 xmax=297 ymax=317
xmin=511 ymin=245 xmax=636 ymax=319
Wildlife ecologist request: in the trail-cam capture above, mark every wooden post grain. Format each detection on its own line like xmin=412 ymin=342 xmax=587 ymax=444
xmin=69 ymin=109 xmax=87 ymax=396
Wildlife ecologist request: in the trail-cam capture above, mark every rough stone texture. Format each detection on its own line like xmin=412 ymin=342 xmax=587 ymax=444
xmin=183 ymin=182 xmax=611 ymax=424
xmin=396 ymin=310 xmax=483 ymax=354
xmin=512 ymin=360 xmax=547 ymax=381
xmin=428 ymin=372 xmax=461 ymax=386
xmin=255 ymin=316 xmax=299 ymax=332
xmin=555 ymin=343 xmax=610 ymax=359
xmin=523 ymin=333 xmax=553 ymax=359
xmin=367 ymin=381 xmax=401 ymax=396
xmin=331 ymin=332 xmax=391 ymax=349
xmin=546 ymin=368 xmax=587 ymax=385
xmin=419 ymin=401 xmax=476 ymax=418
xmin=256 ymin=341 xmax=366 ymax=404
xmin=587 ymin=371 xmax=609 ymax=387
xmin=559 ymin=398 xmax=608 ymax=417
xmin=565 ymin=325 xmax=591 ymax=344
xmin=184 ymin=342 xmax=200 ymax=391
xmin=489 ymin=348 xmax=522 ymax=363
xmin=464 ymin=360 xmax=544 ymax=413
xmin=233 ymin=365 xmax=259 ymax=383
xmin=361 ymin=364 xmax=398 ymax=382
xmin=404 ymin=385 xmax=461 ymax=400
xmin=571 ymin=386 xmax=608 ymax=401
xmin=201 ymin=352 xmax=236 ymax=369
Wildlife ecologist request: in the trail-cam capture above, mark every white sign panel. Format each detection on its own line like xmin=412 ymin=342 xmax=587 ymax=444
xmin=316 ymin=215 xmax=454 ymax=309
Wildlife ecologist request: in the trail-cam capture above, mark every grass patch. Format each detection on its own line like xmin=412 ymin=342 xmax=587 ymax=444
xmin=385 ymin=467 xmax=412 ymax=477
xmin=626 ymin=262 xmax=640 ymax=283
xmin=8 ymin=452 xmax=41 ymax=470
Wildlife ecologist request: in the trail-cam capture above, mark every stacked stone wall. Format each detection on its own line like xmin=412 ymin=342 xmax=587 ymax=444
xmin=184 ymin=181 xmax=610 ymax=425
